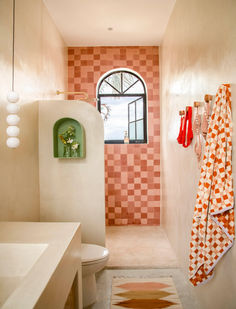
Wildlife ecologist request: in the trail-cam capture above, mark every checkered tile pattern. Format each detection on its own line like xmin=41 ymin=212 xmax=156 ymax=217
xmin=68 ymin=47 xmax=160 ymax=225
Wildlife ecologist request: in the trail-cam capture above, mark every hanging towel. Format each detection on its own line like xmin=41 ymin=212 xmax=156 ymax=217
xmin=182 ymin=106 xmax=193 ymax=148
xmin=177 ymin=115 xmax=185 ymax=144
xmin=189 ymin=84 xmax=234 ymax=286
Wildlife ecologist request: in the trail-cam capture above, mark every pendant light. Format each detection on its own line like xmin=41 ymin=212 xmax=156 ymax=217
xmin=6 ymin=0 xmax=20 ymax=148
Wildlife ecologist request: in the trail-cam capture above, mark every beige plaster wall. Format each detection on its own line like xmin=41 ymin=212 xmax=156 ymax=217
xmin=160 ymin=0 xmax=236 ymax=308
xmin=0 ymin=0 xmax=67 ymax=220
xmin=39 ymin=100 xmax=105 ymax=246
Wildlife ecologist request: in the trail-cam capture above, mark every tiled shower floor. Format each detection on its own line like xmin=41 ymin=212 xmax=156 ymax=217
xmin=106 ymin=226 xmax=179 ymax=268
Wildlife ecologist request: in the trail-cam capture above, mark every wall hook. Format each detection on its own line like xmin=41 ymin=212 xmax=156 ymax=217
xmin=194 ymin=101 xmax=201 ymax=108
xmin=204 ymin=94 xmax=213 ymax=103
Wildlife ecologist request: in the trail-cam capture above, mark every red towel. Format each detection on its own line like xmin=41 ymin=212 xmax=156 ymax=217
xmin=182 ymin=106 xmax=193 ymax=148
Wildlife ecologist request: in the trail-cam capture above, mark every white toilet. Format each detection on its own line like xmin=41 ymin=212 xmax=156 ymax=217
xmin=81 ymin=243 xmax=109 ymax=308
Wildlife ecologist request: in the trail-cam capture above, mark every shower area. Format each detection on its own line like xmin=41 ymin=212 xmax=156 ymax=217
xmin=68 ymin=46 xmax=178 ymax=268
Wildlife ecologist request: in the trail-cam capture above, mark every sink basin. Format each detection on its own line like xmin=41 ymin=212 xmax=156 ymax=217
xmin=0 ymin=243 xmax=48 ymax=306
xmin=0 ymin=222 xmax=82 ymax=309
xmin=0 ymin=243 xmax=48 ymax=277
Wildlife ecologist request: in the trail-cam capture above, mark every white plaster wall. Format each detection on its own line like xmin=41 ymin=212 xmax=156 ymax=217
xmin=39 ymin=100 xmax=105 ymax=246
xmin=0 ymin=0 xmax=67 ymax=221
xmin=160 ymin=0 xmax=236 ymax=308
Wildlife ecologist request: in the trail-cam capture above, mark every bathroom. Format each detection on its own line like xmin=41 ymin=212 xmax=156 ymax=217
xmin=0 ymin=0 xmax=236 ymax=308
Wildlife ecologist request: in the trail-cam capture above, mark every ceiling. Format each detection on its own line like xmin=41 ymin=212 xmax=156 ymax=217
xmin=43 ymin=0 xmax=176 ymax=46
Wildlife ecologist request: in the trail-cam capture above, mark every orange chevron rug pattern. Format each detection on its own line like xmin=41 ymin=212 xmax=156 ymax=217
xmin=111 ymin=277 xmax=182 ymax=308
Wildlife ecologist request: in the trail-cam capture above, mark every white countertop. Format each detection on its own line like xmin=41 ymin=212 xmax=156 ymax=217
xmin=0 ymin=222 xmax=81 ymax=309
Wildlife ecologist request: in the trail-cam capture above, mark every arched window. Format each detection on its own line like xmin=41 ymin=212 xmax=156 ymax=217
xmin=97 ymin=70 xmax=147 ymax=144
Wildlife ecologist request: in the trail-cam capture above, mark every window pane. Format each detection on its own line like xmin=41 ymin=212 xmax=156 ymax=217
xmin=100 ymin=96 xmax=140 ymax=141
xmin=98 ymin=71 xmax=147 ymax=143
xmin=136 ymin=120 xmax=144 ymax=140
xmin=125 ymin=80 xmax=144 ymax=94
xmin=99 ymin=81 xmax=119 ymax=94
xmin=129 ymin=122 xmax=135 ymax=140
xmin=105 ymin=73 xmax=121 ymax=92
xmin=123 ymin=73 xmax=138 ymax=92
xmin=129 ymin=103 xmax=135 ymax=122
xmin=136 ymin=98 xmax=143 ymax=120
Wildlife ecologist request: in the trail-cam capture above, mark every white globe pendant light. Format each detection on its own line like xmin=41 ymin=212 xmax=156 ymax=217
xmin=6 ymin=126 xmax=20 ymax=137
xmin=6 ymin=137 xmax=20 ymax=148
xmin=6 ymin=0 xmax=20 ymax=148
xmin=7 ymin=91 xmax=19 ymax=103
xmin=6 ymin=103 xmax=20 ymax=113
xmin=6 ymin=114 xmax=20 ymax=126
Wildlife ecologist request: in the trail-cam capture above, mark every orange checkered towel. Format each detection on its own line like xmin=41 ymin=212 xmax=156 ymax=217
xmin=189 ymin=84 xmax=235 ymax=286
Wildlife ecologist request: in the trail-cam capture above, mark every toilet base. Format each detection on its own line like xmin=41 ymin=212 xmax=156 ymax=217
xmin=83 ymin=273 xmax=97 ymax=308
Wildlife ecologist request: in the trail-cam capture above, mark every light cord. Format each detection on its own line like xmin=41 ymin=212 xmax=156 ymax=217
xmin=12 ymin=0 xmax=15 ymax=91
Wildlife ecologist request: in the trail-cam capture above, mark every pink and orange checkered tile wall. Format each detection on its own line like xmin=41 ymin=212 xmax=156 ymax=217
xmin=68 ymin=46 xmax=160 ymax=225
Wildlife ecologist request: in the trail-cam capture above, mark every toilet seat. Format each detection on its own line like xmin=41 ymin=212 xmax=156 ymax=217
xmin=81 ymin=243 xmax=109 ymax=265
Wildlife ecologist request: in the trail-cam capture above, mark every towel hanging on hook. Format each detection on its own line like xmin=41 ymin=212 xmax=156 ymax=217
xmin=201 ymin=95 xmax=213 ymax=139
xmin=193 ymin=102 xmax=202 ymax=167
xmin=189 ymin=84 xmax=234 ymax=286
xmin=177 ymin=110 xmax=185 ymax=144
xmin=182 ymin=106 xmax=193 ymax=148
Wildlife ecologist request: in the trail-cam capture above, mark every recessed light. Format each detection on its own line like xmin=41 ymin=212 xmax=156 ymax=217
xmin=107 ymin=27 xmax=113 ymax=31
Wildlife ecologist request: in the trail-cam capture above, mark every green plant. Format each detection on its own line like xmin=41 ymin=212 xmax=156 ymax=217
xmin=59 ymin=125 xmax=79 ymax=157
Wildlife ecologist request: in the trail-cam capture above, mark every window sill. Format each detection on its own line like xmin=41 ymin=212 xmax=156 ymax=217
xmin=105 ymin=140 xmax=147 ymax=144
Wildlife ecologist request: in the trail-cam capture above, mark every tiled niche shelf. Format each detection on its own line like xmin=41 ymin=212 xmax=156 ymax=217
xmin=53 ymin=117 xmax=85 ymax=159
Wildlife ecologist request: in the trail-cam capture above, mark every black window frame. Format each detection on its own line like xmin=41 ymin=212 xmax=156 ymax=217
xmin=97 ymin=70 xmax=147 ymax=144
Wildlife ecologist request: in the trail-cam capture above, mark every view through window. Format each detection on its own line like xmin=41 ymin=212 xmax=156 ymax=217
xmin=97 ymin=70 xmax=147 ymax=144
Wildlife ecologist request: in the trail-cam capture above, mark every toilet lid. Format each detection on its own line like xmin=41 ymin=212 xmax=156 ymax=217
xmin=81 ymin=243 xmax=109 ymax=264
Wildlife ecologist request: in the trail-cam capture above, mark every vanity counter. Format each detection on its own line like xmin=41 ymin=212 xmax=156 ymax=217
xmin=0 ymin=222 xmax=82 ymax=309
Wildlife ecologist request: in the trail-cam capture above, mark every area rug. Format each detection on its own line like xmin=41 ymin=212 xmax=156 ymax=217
xmin=111 ymin=277 xmax=183 ymax=308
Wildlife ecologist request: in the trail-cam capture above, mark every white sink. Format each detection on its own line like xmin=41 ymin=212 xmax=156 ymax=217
xmin=0 ymin=243 xmax=48 ymax=277
xmin=0 ymin=222 xmax=82 ymax=309
xmin=0 ymin=243 xmax=48 ymax=306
